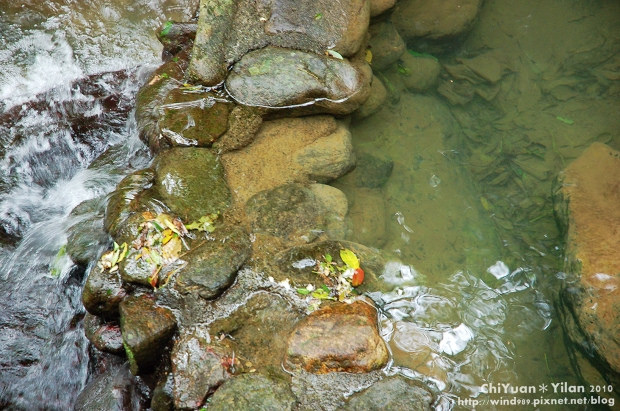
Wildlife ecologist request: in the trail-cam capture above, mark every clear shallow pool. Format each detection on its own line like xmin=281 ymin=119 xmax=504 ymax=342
xmin=337 ymin=0 xmax=619 ymax=408
xmin=0 ymin=0 xmax=618 ymax=409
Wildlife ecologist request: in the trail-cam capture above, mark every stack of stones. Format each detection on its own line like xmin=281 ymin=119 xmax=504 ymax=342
xmin=73 ymin=0 xmax=485 ymax=409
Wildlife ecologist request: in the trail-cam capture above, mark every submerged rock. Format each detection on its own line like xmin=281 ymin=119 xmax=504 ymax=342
xmin=119 ymin=295 xmax=177 ymax=375
xmin=171 ymin=328 xmax=233 ymax=410
xmin=354 ymin=75 xmax=387 ymax=119
xmin=245 ymin=184 xmax=328 ymax=245
xmin=398 ymin=52 xmax=441 ymax=92
xmin=174 ymin=225 xmax=251 ymax=299
xmin=344 ymin=376 xmax=433 ymax=410
xmin=368 ymin=21 xmax=406 ymax=72
xmin=209 ymin=291 xmax=304 ymax=371
xmin=226 ymin=47 xmax=372 ymax=116
xmin=285 ymin=299 xmax=389 ymax=373
xmin=207 ymin=373 xmax=297 ymax=411
xmin=553 ymin=142 xmax=620 ymax=385
xmin=153 ymin=147 xmax=230 ymax=222
xmin=393 ymin=0 xmax=482 ymax=43
xmin=188 ymin=0 xmax=370 ymax=86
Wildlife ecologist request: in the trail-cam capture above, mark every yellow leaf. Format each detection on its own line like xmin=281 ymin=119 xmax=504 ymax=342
xmin=365 ymin=49 xmax=372 ymax=64
xmin=340 ymin=249 xmax=360 ymax=269
xmin=142 ymin=211 xmax=156 ymax=221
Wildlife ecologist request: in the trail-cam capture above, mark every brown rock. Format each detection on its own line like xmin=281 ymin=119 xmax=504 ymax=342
xmin=399 ymin=52 xmax=441 ymax=92
xmin=285 ymin=300 xmax=389 ymax=373
xmin=222 ymin=116 xmax=354 ymax=204
xmin=354 ymin=75 xmax=387 ymax=119
xmin=368 ymin=21 xmax=406 ymax=71
xmin=82 ymin=264 xmax=127 ymax=318
xmin=370 ymin=0 xmax=396 ymax=17
xmin=120 ymin=295 xmax=177 ymax=375
xmin=393 ymin=0 xmax=482 ymax=42
xmin=554 ymin=142 xmax=620 ymax=383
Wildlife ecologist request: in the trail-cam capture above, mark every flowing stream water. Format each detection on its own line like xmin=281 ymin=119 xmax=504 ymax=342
xmin=0 ymin=0 xmax=618 ymax=409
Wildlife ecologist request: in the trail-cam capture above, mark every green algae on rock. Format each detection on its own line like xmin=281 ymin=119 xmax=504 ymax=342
xmin=153 ymin=148 xmax=230 ymax=223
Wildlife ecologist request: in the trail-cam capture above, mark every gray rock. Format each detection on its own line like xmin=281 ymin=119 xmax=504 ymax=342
xmin=74 ymin=362 xmax=144 ymax=411
xmin=153 ymin=148 xmax=230 ymax=223
xmin=174 ymin=225 xmax=251 ymax=300
xmin=119 ymin=295 xmax=177 ymax=375
xmin=226 ymin=47 xmax=372 ymax=116
xmin=156 ymin=22 xmax=197 ymax=60
xmin=189 ymin=0 xmax=370 ymax=86
xmin=207 ymin=373 xmax=297 ymax=411
xmin=83 ymin=313 xmax=124 ymax=354
xmin=344 ymin=376 xmax=433 ymax=410
xmin=352 ymin=152 xmax=394 ymax=188
xmin=171 ymin=328 xmax=233 ymax=410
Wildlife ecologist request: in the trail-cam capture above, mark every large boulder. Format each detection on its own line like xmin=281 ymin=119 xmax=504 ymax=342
xmin=119 ymin=295 xmax=177 ymax=375
xmin=153 ymin=148 xmax=230 ymax=222
xmin=222 ymin=116 xmax=355 ymax=204
xmin=553 ymin=142 xmax=620 ymax=385
xmin=225 ymin=46 xmax=372 ymax=116
xmin=188 ymin=0 xmax=370 ymax=86
xmin=285 ymin=300 xmax=389 ymax=373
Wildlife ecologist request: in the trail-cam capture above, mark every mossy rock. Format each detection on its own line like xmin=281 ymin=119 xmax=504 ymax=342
xmin=153 ymin=147 xmax=230 ymax=223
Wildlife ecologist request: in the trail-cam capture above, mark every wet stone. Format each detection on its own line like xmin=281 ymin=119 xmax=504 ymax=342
xmin=207 ymin=373 xmax=296 ymax=411
xmin=269 ymin=240 xmax=386 ymax=292
xmin=245 ymin=184 xmax=327 ymax=245
xmin=82 ymin=264 xmax=127 ymax=318
xmin=225 ymin=46 xmax=371 ymax=116
xmin=104 ymin=169 xmax=155 ymax=240
xmin=83 ymin=313 xmax=124 ymax=354
xmin=188 ymin=0 xmax=369 ymax=86
xmin=368 ymin=21 xmax=406 ymax=71
xmin=213 ymin=105 xmax=263 ymax=153
xmin=344 ymin=376 xmax=433 ymax=410
xmin=553 ymin=142 xmax=620 ymax=384
xmin=119 ymin=295 xmax=177 ymax=375
xmin=209 ymin=291 xmax=304 ymax=371
xmin=399 ymin=52 xmax=441 ymax=92
xmin=153 ymin=147 xmax=230 ymax=223
xmin=74 ymin=362 xmax=146 ymax=411
xmin=285 ymin=300 xmax=389 ymax=374
xmin=354 ymin=75 xmax=387 ymax=120
xmin=151 ymin=373 xmax=174 ymax=411
xmin=156 ymin=22 xmax=197 ymax=60
xmin=174 ymin=225 xmax=251 ymax=300
xmin=171 ymin=328 xmax=233 ymax=410
xmin=393 ymin=0 xmax=483 ymax=43
xmin=66 ymin=214 xmax=110 ymax=266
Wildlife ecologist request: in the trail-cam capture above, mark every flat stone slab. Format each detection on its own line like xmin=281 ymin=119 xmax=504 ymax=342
xmin=207 ymin=373 xmax=296 ymax=411
xmin=554 ymin=142 xmax=620 ymax=381
xmin=285 ymin=300 xmax=389 ymax=373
